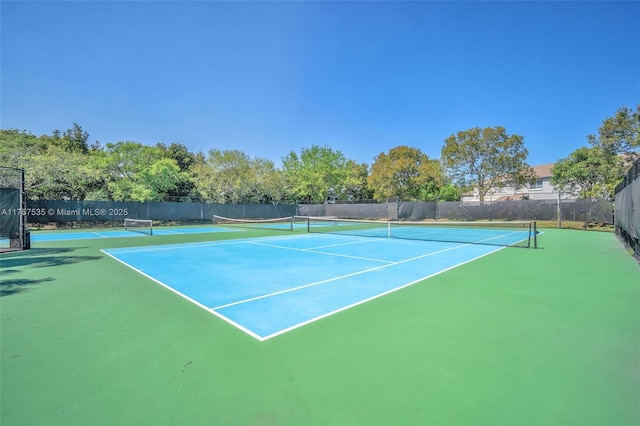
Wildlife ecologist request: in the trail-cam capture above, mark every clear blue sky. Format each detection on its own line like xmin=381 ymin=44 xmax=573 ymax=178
xmin=2 ymin=1 xmax=638 ymax=168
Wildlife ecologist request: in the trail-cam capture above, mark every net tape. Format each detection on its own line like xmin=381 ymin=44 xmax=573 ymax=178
xmin=295 ymin=216 xmax=537 ymax=248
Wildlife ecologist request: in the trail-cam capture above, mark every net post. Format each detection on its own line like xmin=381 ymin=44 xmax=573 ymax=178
xmin=387 ymin=221 xmax=391 ymax=238
xmin=19 ymin=168 xmax=26 ymax=250
xmin=533 ymin=221 xmax=537 ymax=249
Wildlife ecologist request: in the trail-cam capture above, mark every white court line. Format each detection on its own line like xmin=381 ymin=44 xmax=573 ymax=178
xmin=100 ymin=248 xmax=264 ymax=341
xmin=211 ymin=243 xmax=470 ymax=311
xmin=302 ymin=239 xmax=380 ymax=250
xmin=247 ymin=240 xmax=394 ymax=264
xmin=157 ymin=229 xmax=187 ymax=235
xmin=104 ymin=239 xmax=254 ymax=254
xmin=260 ymin=244 xmax=506 ymax=341
xmin=103 ymin=232 xmax=335 ymax=255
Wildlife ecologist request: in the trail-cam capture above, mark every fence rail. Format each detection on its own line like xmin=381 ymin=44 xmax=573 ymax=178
xmin=19 ymin=198 xmax=614 ymax=229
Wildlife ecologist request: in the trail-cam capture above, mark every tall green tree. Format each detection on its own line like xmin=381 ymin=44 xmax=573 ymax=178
xmin=260 ymin=168 xmax=295 ymax=204
xmin=588 ymin=105 xmax=640 ymax=160
xmin=138 ymin=158 xmax=186 ymax=202
xmin=156 ymin=142 xmax=196 ymax=172
xmin=441 ymin=126 xmax=532 ymax=202
xmin=367 ymin=146 xmax=444 ymax=201
xmin=27 ymin=145 xmax=101 ymax=200
xmin=156 ymin=142 xmax=197 ymax=199
xmin=191 ymin=149 xmax=278 ymax=204
xmin=551 ymin=146 xmax=617 ymax=199
xmin=40 ymin=123 xmax=90 ymax=154
xmin=552 ymin=105 xmax=639 ymax=200
xmin=0 ymin=129 xmax=100 ymax=199
xmin=0 ymin=129 xmax=45 ymax=168
xmin=342 ymin=161 xmax=372 ymax=202
xmin=61 ymin=123 xmax=90 ymax=154
xmin=98 ymin=141 xmax=186 ymax=202
xmin=282 ymin=145 xmax=351 ymax=203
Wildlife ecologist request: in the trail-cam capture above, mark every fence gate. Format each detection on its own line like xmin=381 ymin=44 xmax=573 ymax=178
xmin=0 ymin=167 xmax=28 ymax=250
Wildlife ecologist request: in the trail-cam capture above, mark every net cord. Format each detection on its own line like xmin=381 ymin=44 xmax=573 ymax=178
xmin=296 ymin=216 xmax=537 ymax=249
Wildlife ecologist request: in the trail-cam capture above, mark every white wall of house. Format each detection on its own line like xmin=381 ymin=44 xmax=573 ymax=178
xmin=461 ymin=164 xmax=577 ymax=202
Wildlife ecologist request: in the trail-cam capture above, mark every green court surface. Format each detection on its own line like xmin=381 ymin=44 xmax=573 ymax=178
xmin=1 ymin=227 xmax=638 ymax=426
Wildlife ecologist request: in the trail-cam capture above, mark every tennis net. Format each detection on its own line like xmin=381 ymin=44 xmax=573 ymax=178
xmin=213 ymin=215 xmax=295 ymax=231
xmin=124 ymin=218 xmax=153 ymax=235
xmin=294 ymin=216 xmax=538 ymax=248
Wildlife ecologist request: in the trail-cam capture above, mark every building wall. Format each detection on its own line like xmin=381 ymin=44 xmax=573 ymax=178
xmin=461 ymin=164 xmax=577 ymax=202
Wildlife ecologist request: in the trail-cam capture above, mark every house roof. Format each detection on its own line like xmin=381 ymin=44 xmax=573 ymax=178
xmin=532 ymin=163 xmax=554 ymax=178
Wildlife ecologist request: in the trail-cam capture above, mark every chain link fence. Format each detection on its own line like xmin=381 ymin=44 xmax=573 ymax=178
xmin=299 ymin=199 xmax=613 ymax=225
xmin=614 ymin=159 xmax=640 ymax=256
xmin=25 ymin=200 xmax=296 ymax=228
xmin=19 ymin=198 xmax=614 ymax=230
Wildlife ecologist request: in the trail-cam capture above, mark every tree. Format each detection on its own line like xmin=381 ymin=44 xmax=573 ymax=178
xmin=26 ymin=145 xmax=102 ymax=200
xmin=0 ymin=129 xmax=45 ymax=168
xmin=61 ymin=123 xmax=90 ymax=154
xmin=258 ymin=167 xmax=294 ymax=204
xmin=98 ymin=141 xmax=186 ymax=202
xmin=281 ymin=145 xmax=351 ymax=203
xmin=137 ymin=158 xmax=186 ymax=202
xmin=367 ymin=146 xmax=444 ymax=201
xmin=156 ymin=142 xmax=197 ymax=199
xmin=552 ymin=105 xmax=639 ymax=200
xmin=551 ymin=146 xmax=617 ymax=199
xmin=588 ymin=105 xmax=640 ymax=160
xmin=436 ymin=184 xmax=462 ymax=202
xmin=191 ymin=149 xmax=279 ymax=204
xmin=441 ymin=126 xmax=532 ymax=202
xmin=156 ymin=142 xmax=196 ymax=172
xmin=0 ymin=129 xmax=101 ymax=199
xmin=342 ymin=161 xmax=372 ymax=202
xmin=42 ymin=123 xmax=90 ymax=154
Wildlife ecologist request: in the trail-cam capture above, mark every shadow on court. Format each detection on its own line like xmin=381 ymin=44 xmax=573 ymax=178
xmin=0 ymin=247 xmax=100 ymax=269
xmin=0 ymin=248 xmax=101 ymax=297
xmin=0 ymin=277 xmax=55 ymax=297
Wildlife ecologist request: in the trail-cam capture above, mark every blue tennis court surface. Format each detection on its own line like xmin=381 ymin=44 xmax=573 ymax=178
xmin=103 ymin=233 xmax=517 ymax=341
xmin=25 ymin=226 xmax=237 ymax=242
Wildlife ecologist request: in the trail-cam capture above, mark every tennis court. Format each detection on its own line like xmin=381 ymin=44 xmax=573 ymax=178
xmin=103 ymin=233 xmax=519 ymax=340
xmin=1 ymin=225 xmax=639 ymax=425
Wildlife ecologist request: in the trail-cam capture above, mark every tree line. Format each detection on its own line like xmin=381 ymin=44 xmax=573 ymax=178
xmin=1 ymin=105 xmax=637 ymax=204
